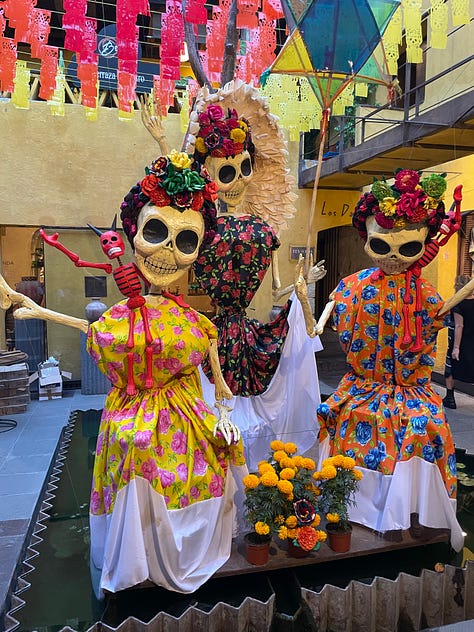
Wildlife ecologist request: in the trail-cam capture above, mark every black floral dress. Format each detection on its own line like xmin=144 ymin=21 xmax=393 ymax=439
xmin=193 ymin=214 xmax=290 ymax=396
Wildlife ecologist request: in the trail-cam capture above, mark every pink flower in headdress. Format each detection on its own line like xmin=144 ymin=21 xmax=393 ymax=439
xmin=397 ymin=190 xmax=427 ymax=218
xmin=207 ymin=104 xmax=224 ymax=120
xmin=394 ymin=169 xmax=420 ymax=193
xmin=374 ymin=212 xmax=394 ymax=229
xmin=198 ymin=112 xmax=211 ymax=126
xmin=222 ymin=138 xmax=236 ymax=155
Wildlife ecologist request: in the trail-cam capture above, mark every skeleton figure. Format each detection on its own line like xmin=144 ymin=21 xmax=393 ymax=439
xmin=0 ymin=151 xmax=247 ymax=595
xmin=296 ymin=169 xmax=470 ymax=551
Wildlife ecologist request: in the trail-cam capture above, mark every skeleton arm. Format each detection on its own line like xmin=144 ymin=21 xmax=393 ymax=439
xmin=273 ymin=254 xmax=327 ymax=302
xmin=438 ymin=277 xmax=474 ymax=316
xmin=294 ymin=255 xmax=334 ymax=336
xmin=208 ymin=338 xmax=241 ymax=444
xmin=0 ymin=274 xmax=88 ymax=333
xmin=40 ymin=230 xmax=113 ymax=273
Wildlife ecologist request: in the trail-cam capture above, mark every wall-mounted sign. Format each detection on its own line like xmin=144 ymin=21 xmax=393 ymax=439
xmin=67 ymin=24 xmax=160 ymax=93
xmin=289 ymin=246 xmax=315 ymax=261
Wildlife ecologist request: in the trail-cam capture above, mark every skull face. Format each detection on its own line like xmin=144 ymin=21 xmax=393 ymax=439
xmin=364 ymin=216 xmax=429 ymax=275
xmin=100 ymin=229 xmax=125 ymax=260
xmin=205 ymin=151 xmax=253 ymax=211
xmin=133 ymin=204 xmax=204 ymax=289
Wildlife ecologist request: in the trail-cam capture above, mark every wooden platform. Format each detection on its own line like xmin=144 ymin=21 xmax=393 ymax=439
xmin=214 ymin=524 xmax=451 ymax=578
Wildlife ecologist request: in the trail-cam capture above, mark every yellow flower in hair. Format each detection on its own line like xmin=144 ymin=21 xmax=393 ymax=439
xmin=238 ymin=119 xmax=248 ymax=132
xmin=277 ymin=479 xmax=293 ymax=495
xmin=260 ymin=471 xmax=279 ymax=487
xmin=243 ymin=474 xmax=259 ymax=489
xmin=393 ymin=217 xmax=406 ymax=228
xmin=285 ymin=515 xmax=298 ymax=528
xmin=278 ymin=525 xmax=288 ymax=540
xmin=195 ymin=137 xmax=207 ymax=153
xmin=230 ymin=127 xmax=246 ymax=143
xmin=255 ymin=521 xmax=270 ymax=536
xmin=169 ymin=149 xmax=192 ymax=170
xmin=425 ymin=195 xmax=441 ymax=210
xmin=380 ymin=197 xmax=397 ymax=217
xmin=270 ymin=440 xmax=285 ymax=451
xmin=280 ymin=467 xmax=296 ymax=480
xmin=316 ymin=530 xmax=327 ymax=542
xmin=287 ymin=528 xmax=297 ymax=539
xmin=274 ymin=514 xmax=285 ymax=525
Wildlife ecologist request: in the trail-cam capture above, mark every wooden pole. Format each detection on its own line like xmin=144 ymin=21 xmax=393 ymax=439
xmin=305 ymin=108 xmax=330 ymax=274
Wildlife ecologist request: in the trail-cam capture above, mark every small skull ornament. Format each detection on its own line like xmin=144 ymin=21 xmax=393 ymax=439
xmin=364 ymin=216 xmax=429 ymax=275
xmin=205 ymin=151 xmax=253 ymax=211
xmin=133 ymin=203 xmax=204 ymax=288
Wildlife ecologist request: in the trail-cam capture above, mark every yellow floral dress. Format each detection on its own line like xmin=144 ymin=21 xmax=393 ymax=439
xmin=87 ymin=295 xmax=245 ymax=594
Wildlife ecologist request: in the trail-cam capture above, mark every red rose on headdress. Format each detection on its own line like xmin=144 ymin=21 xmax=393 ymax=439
xmin=191 ymin=191 xmax=204 ymax=210
xmin=149 ymin=186 xmax=171 ymax=207
xmin=226 ymin=117 xmax=239 ymax=130
xmin=232 ymin=142 xmax=244 ymax=155
xmin=211 ymin=146 xmax=228 ymax=158
xmin=394 ymin=169 xmax=420 ymax=193
xmin=141 ymin=174 xmax=159 ymax=198
xmin=397 ymin=190 xmax=427 ymax=217
xmin=203 ymin=181 xmax=219 ymax=202
xmin=214 ymin=119 xmax=230 ymax=134
xmin=199 ymin=125 xmax=214 ymax=138
xmin=222 ymin=138 xmax=236 ymax=156
xmin=198 ymin=112 xmax=211 ymax=127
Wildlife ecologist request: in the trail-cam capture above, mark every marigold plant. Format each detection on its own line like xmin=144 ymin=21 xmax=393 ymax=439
xmin=314 ymin=455 xmax=363 ymax=532
xmin=243 ymin=441 xmax=324 ymax=547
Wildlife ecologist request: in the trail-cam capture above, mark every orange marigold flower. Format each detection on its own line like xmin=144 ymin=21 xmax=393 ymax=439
xmin=280 ymin=467 xmax=296 ymax=480
xmin=285 ymin=515 xmax=298 ymax=528
xmin=333 ymin=455 xmax=345 ymax=467
xmin=316 ymin=530 xmax=327 ymax=542
xmin=354 ymin=469 xmax=363 ymax=480
xmin=311 ymin=514 xmax=321 ymax=527
xmin=302 ymin=458 xmax=316 ymax=470
xmin=261 ymin=471 xmax=279 ymax=487
xmin=270 ymin=440 xmax=285 ymax=451
xmin=321 ymin=465 xmax=337 ymax=480
xmin=342 ymin=456 xmax=356 ymax=469
xmin=293 ymin=456 xmax=304 ymax=467
xmin=297 ymin=526 xmax=318 ymax=551
xmin=278 ymin=526 xmax=288 ymax=540
xmin=277 ymin=479 xmax=293 ymax=495
xmin=243 ymin=474 xmax=259 ymax=489
xmin=280 ymin=457 xmax=295 ymax=469
xmin=287 ymin=528 xmax=297 ymax=539
xmin=258 ymin=461 xmax=275 ymax=475
xmin=255 ymin=521 xmax=270 ymax=536
xmin=274 ymin=514 xmax=285 ymax=525
xmin=273 ymin=450 xmax=287 ymax=462
xmin=313 ymin=471 xmax=321 ymax=481
xmin=284 ymin=442 xmax=298 ymax=455
xmin=326 ymin=512 xmax=340 ymax=523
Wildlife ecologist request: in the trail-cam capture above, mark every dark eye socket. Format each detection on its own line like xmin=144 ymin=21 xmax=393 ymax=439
xmin=176 ymin=230 xmax=199 ymax=255
xmin=219 ymin=164 xmax=236 ymax=184
xmin=142 ymin=219 xmax=168 ymax=244
xmin=110 ymin=235 xmax=118 ymax=242
xmin=241 ymin=158 xmax=252 ymax=177
xmin=399 ymin=241 xmax=424 ymax=257
xmin=369 ymin=238 xmax=390 ymax=255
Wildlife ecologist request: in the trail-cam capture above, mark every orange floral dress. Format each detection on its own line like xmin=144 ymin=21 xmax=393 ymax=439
xmin=318 ymin=269 xmax=457 ymax=497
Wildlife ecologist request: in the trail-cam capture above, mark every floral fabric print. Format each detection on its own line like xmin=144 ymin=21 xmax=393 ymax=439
xmin=193 ymin=215 xmax=290 ymax=396
xmin=318 ymin=268 xmax=457 ymax=498
xmin=87 ymin=297 xmax=245 ymax=516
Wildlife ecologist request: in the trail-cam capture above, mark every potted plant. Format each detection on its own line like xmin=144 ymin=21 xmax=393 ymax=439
xmin=243 ymin=440 xmax=326 ymax=563
xmin=314 ymin=454 xmax=363 ymax=552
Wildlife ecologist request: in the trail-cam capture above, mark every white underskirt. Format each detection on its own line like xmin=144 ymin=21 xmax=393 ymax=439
xmin=200 ymin=293 xmax=322 ymax=470
xmin=90 ymin=466 xmax=244 ymax=597
xmin=319 ymin=437 xmax=464 ymax=552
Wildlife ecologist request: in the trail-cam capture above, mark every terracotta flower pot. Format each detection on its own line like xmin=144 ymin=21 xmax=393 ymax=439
xmin=244 ymin=533 xmax=271 ymax=566
xmin=326 ymin=523 xmax=352 ymax=553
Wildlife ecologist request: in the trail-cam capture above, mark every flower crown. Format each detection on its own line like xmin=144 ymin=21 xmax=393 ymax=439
xmin=120 ymin=150 xmax=218 ymax=247
xmin=353 ymin=169 xmax=447 ymax=239
xmin=194 ymin=104 xmax=252 ymax=160
xmin=139 ymin=150 xmax=219 ymax=211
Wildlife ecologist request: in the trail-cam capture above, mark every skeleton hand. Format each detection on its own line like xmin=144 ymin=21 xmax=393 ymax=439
xmin=139 ymin=95 xmax=169 ymax=154
xmin=214 ymin=401 xmax=241 ymax=445
xmin=306 ymin=258 xmax=327 ymax=285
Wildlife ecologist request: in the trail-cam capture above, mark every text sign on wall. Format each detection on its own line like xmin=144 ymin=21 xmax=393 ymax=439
xmin=289 ymin=246 xmax=315 ymax=261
